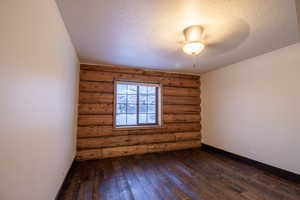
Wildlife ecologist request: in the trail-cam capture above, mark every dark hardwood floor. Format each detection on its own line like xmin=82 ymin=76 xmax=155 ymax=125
xmin=58 ymin=148 xmax=300 ymax=200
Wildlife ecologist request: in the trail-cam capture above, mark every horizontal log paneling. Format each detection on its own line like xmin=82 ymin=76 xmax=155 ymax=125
xmin=80 ymin=81 xmax=200 ymax=98
xmin=79 ymin=103 xmax=200 ymax=115
xmin=164 ymin=87 xmax=200 ymax=97
xmin=79 ymin=103 xmax=113 ymax=115
xmin=80 ymin=81 xmax=113 ymax=93
xmin=79 ymin=92 xmax=199 ymax=105
xmin=163 ymin=105 xmax=200 ymax=114
xmin=79 ymin=92 xmax=113 ymax=104
xmin=163 ymin=96 xmax=200 ymax=105
xmin=164 ymin=114 xmax=201 ymax=123
xmin=76 ymin=140 xmax=201 ymax=161
xmin=102 ymin=145 xmax=149 ymax=159
xmin=77 ymin=123 xmax=201 ymax=138
xmin=79 ymin=114 xmax=200 ymax=126
xmin=80 ymin=70 xmax=199 ymax=88
xmin=81 ymin=64 xmax=200 ymax=80
xmin=78 ymin=115 xmax=112 ymax=126
xmin=77 ymin=132 xmax=201 ymax=150
xmin=175 ymin=132 xmax=201 ymax=141
xmin=77 ymin=133 xmax=177 ymax=149
xmin=78 ymin=126 xmax=115 ymax=138
xmin=163 ymin=140 xmax=201 ymax=151
xmin=81 ymin=64 xmax=146 ymax=75
xmin=76 ymin=149 xmax=103 ymax=161
xmin=76 ymin=64 xmax=201 ymax=160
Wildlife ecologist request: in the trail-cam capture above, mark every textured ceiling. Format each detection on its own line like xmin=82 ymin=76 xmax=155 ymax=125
xmin=57 ymin=0 xmax=300 ymax=74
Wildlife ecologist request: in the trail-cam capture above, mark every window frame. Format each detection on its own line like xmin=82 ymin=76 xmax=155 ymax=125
xmin=113 ymin=80 xmax=162 ymax=129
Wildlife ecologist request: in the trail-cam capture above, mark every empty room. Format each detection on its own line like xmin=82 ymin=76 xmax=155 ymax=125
xmin=1 ymin=0 xmax=300 ymax=199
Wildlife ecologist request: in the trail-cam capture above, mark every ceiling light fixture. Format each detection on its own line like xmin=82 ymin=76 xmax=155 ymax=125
xmin=182 ymin=25 xmax=205 ymax=55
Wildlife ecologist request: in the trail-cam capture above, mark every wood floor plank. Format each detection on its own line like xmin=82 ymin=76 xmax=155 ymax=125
xmin=144 ymin=155 xmax=184 ymax=200
xmin=58 ymin=149 xmax=300 ymax=200
xmin=124 ymin=156 xmax=162 ymax=200
xmin=111 ymin=159 xmax=135 ymax=200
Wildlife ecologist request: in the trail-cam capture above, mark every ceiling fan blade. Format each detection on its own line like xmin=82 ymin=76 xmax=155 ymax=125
xmin=201 ymin=17 xmax=250 ymax=56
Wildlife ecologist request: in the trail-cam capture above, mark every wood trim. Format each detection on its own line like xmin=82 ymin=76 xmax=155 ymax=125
xmin=55 ymin=160 xmax=75 ymax=200
xmin=202 ymin=144 xmax=300 ymax=184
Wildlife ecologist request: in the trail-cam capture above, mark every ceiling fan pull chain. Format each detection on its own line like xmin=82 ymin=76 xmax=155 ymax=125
xmin=193 ymin=55 xmax=197 ymax=68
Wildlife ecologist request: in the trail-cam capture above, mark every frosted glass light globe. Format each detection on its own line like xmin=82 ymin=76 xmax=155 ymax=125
xmin=182 ymin=42 xmax=205 ymax=55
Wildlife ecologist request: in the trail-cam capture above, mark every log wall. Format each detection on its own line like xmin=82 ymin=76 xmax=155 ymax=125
xmin=76 ymin=64 xmax=201 ymax=160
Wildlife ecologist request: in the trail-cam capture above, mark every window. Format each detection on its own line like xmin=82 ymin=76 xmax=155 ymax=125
xmin=115 ymin=81 xmax=161 ymax=127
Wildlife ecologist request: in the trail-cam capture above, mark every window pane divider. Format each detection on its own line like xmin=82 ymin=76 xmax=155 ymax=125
xmin=125 ymin=85 xmax=128 ymax=125
xmin=155 ymin=87 xmax=159 ymax=124
xmin=137 ymin=85 xmax=140 ymax=125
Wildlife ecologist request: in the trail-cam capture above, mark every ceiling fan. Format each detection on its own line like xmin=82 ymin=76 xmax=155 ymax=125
xmin=181 ymin=25 xmax=205 ymax=56
xmin=178 ymin=18 xmax=249 ymax=69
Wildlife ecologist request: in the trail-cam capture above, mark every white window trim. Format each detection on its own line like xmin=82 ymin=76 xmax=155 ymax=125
xmin=113 ymin=80 xmax=162 ymax=129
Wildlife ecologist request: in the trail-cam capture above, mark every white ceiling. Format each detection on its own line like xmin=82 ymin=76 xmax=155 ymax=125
xmin=56 ymin=0 xmax=300 ymax=74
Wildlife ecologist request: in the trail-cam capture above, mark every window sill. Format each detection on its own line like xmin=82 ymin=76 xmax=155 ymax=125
xmin=113 ymin=124 xmax=162 ymax=130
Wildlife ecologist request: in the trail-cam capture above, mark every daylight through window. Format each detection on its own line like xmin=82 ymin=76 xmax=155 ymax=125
xmin=115 ymin=82 xmax=160 ymax=127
